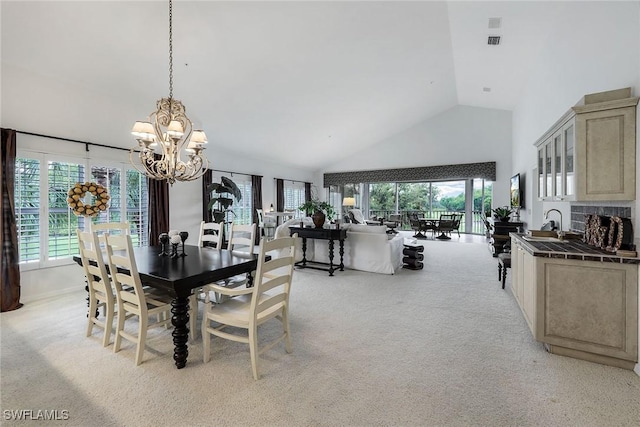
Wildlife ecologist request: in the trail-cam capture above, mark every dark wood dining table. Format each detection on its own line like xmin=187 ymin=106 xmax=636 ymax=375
xmin=73 ymin=244 xmax=261 ymax=369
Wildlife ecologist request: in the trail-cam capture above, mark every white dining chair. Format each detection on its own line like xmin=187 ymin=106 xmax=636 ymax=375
xmin=77 ymin=230 xmax=114 ymax=347
xmin=209 ymin=223 xmax=256 ymax=303
xmin=104 ymin=233 xmax=173 ymax=366
xmin=202 ymin=235 xmax=297 ymax=379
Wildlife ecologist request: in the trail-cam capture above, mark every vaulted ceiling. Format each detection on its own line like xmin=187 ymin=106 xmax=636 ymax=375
xmin=2 ymin=1 xmax=570 ymax=170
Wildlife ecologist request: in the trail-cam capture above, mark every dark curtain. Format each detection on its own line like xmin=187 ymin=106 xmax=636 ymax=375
xmin=276 ymin=179 xmax=284 ymax=212
xmin=148 ymin=175 xmax=169 ymax=246
xmin=305 ymin=182 xmax=311 ymax=203
xmin=251 ymin=175 xmax=262 ymax=245
xmin=1 ymin=128 xmax=22 ymax=312
xmin=202 ymin=169 xmax=213 ymax=222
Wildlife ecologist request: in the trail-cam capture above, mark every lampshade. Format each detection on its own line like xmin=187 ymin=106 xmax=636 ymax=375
xmin=342 ymin=197 xmax=356 ymax=207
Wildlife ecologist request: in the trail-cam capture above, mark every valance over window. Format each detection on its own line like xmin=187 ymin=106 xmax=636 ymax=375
xmin=323 ymin=161 xmax=496 ymax=186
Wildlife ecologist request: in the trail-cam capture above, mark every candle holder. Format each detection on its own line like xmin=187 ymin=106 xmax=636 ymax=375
xmin=179 ymin=231 xmax=189 ymax=256
xmin=158 ymin=233 xmax=170 ymax=256
xmin=169 ymin=234 xmax=182 ymax=258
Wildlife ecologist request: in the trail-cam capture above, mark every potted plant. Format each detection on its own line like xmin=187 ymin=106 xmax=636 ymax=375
xmin=298 ymin=199 xmax=336 ymax=228
xmin=206 ymin=176 xmax=242 ymax=224
xmin=492 ymin=206 xmax=513 ymax=222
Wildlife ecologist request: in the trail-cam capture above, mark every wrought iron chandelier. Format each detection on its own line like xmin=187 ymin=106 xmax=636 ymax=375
xmin=130 ymin=0 xmax=208 ymax=185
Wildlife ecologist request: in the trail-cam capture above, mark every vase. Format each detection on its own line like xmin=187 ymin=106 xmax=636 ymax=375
xmin=312 ymin=210 xmax=326 ymax=228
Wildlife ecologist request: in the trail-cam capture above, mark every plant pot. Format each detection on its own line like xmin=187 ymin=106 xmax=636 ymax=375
xmin=312 ymin=210 xmax=326 ymax=228
xmin=499 ymin=217 xmax=510 ymax=222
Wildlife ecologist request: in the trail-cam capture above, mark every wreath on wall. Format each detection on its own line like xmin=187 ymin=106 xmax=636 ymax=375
xmin=67 ymin=182 xmax=110 ymax=217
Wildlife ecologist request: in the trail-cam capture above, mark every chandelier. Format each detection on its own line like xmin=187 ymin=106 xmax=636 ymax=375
xmin=130 ymin=0 xmax=208 ymax=185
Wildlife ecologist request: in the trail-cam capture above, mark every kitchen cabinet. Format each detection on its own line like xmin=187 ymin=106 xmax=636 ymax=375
xmin=510 ymin=234 xmax=638 ymax=369
xmin=535 ymin=87 xmax=637 ymax=202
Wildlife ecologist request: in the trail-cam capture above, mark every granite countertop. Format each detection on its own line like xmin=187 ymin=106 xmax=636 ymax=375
xmin=510 ymin=233 xmax=640 ymax=264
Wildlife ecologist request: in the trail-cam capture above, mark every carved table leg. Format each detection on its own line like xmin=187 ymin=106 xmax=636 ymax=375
xmin=301 ymin=237 xmax=308 ymax=266
xmin=171 ymin=296 xmax=190 ymax=369
xmin=328 ymin=238 xmax=335 ymax=276
xmin=339 ymin=239 xmax=345 ymax=271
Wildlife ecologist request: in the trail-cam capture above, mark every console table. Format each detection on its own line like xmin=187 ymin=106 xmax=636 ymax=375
xmin=289 ymin=226 xmax=347 ymax=276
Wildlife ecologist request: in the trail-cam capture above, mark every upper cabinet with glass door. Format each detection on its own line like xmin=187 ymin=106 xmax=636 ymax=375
xmin=535 ymin=88 xmax=637 ymax=202
xmin=536 ymin=116 xmax=575 ymax=201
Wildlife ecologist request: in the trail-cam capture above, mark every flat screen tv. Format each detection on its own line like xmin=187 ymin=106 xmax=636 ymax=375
xmin=510 ymin=173 xmax=522 ymax=208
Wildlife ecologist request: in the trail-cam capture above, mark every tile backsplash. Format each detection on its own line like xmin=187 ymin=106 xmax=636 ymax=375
xmin=570 ymin=205 xmax=631 ymax=233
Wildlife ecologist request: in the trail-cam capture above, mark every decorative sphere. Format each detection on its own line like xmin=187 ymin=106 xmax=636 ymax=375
xmin=170 ymin=234 xmax=182 ymax=245
xmin=168 ymin=230 xmax=179 ymax=237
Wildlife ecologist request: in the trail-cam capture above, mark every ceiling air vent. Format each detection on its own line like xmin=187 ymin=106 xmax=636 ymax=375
xmin=487 ymin=36 xmax=501 ymax=45
xmin=488 ymin=17 xmax=502 ymax=29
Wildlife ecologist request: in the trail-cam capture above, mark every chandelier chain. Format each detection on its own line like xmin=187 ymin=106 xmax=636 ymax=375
xmin=168 ymin=0 xmax=173 ymax=101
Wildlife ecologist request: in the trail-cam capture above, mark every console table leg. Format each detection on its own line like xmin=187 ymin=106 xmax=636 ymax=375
xmin=328 ymin=239 xmax=335 ymax=276
xmin=171 ymin=296 xmax=190 ymax=369
xmin=301 ymin=237 xmax=307 ymax=266
xmin=339 ymin=239 xmax=345 ymax=271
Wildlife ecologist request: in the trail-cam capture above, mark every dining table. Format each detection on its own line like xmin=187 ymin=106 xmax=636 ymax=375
xmin=417 ymin=218 xmax=439 ymax=239
xmin=73 ymin=244 xmax=262 ymax=369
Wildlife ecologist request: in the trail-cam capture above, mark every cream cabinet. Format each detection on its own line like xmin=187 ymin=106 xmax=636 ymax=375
xmin=535 ymin=87 xmax=637 ymax=202
xmin=510 ymin=234 xmax=638 ymax=369
xmin=511 ymin=237 xmax=537 ymax=336
xmin=537 ymin=120 xmax=575 ymax=201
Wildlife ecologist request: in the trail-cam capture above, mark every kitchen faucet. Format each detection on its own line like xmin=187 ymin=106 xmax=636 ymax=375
xmin=544 ymin=209 xmax=563 ymax=231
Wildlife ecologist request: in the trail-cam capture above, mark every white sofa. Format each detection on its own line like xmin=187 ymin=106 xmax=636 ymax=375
xmin=274 ymin=217 xmax=404 ymax=274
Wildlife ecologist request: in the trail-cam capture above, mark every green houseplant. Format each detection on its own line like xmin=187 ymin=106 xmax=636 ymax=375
xmin=206 ymin=176 xmax=242 ymax=224
xmin=299 ymin=199 xmax=336 ymax=228
xmin=492 ymin=206 xmax=513 ymax=222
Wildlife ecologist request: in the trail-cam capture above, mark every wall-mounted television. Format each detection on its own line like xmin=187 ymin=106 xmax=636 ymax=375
xmin=510 ymin=173 xmax=523 ymax=208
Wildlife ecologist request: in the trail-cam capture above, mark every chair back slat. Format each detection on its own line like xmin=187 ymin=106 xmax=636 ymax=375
xmin=199 ymin=221 xmax=223 ymax=248
xmin=229 ymin=223 xmax=257 ymax=254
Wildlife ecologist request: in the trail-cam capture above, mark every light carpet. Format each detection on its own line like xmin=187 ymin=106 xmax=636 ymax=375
xmin=1 ymin=234 xmax=639 ymax=426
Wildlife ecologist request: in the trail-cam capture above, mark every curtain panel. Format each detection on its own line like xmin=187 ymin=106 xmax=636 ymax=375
xmin=202 ymin=170 xmax=213 ymax=222
xmin=251 ymin=175 xmax=262 ymax=245
xmin=323 ymin=162 xmax=497 ymax=186
xmin=148 ymin=173 xmax=169 ymax=246
xmin=305 ymin=182 xmax=311 ymax=203
xmin=276 ymin=179 xmax=284 ymax=212
xmin=1 ymin=128 xmax=22 ymax=311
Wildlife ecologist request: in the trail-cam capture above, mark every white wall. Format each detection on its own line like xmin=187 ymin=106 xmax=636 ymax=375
xmin=511 ymin=1 xmax=640 ymax=230
xmin=322 ymin=105 xmax=513 ymax=208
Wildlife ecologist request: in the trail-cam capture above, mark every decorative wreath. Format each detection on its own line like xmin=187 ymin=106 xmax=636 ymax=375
xmin=67 ymin=182 xmax=110 ymax=217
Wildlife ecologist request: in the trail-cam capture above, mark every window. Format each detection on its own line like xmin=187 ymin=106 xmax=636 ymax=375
xmin=283 ymin=181 xmax=305 ymax=211
xmin=15 ymin=151 xmax=149 ymax=268
xmin=15 ymin=157 xmax=41 ymax=263
xmin=47 ymin=159 xmax=86 ymax=260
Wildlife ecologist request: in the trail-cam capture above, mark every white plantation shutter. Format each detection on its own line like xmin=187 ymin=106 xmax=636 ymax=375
xmin=14 ymin=151 xmax=151 ymax=268
xmin=47 ymin=159 xmax=85 ymax=260
xmin=15 ymin=157 xmax=41 ymax=263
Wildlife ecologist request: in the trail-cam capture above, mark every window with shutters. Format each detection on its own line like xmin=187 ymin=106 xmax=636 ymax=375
xmin=15 ymin=152 xmax=149 ymax=269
